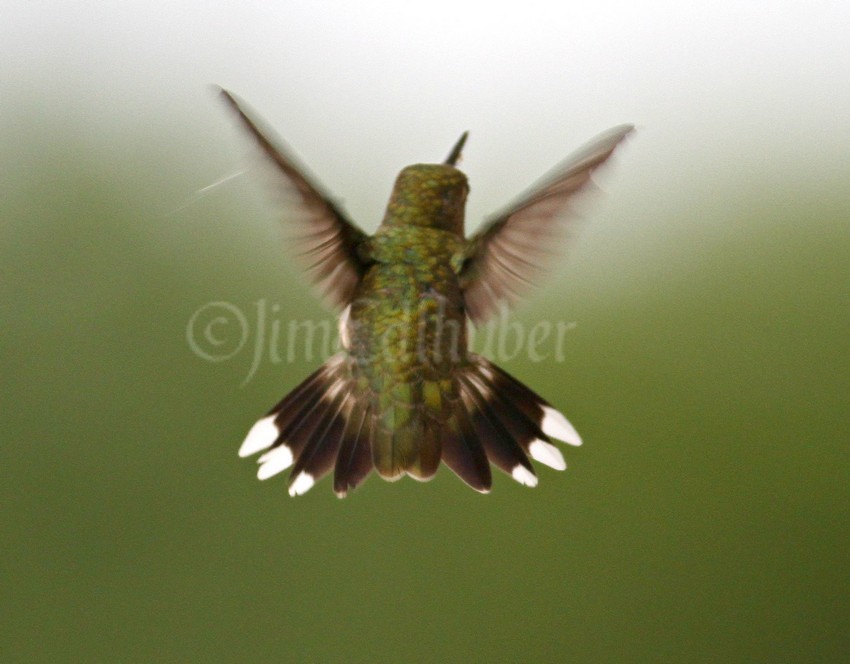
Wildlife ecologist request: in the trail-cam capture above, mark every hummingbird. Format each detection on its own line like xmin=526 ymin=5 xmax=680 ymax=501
xmin=220 ymin=88 xmax=632 ymax=497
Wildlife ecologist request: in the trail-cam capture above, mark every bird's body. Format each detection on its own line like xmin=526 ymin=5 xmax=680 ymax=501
xmin=348 ymin=165 xmax=468 ymax=484
xmin=221 ymin=89 xmax=632 ymax=497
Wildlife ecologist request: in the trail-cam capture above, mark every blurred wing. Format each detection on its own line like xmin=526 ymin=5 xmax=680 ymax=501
xmin=460 ymin=124 xmax=634 ymax=324
xmin=219 ymin=88 xmax=369 ymax=310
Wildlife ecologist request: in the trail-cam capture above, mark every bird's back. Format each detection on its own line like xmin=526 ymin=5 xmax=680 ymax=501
xmin=347 ymin=223 xmax=467 ymax=481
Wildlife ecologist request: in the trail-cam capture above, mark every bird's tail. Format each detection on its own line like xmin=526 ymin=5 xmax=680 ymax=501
xmin=439 ymin=354 xmax=583 ymax=492
xmin=238 ymin=354 xmax=374 ymax=497
xmin=237 ymin=353 xmax=582 ymax=497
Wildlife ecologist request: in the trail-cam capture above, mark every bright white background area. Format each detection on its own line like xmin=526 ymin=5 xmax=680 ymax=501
xmin=3 ymin=0 xmax=848 ymax=296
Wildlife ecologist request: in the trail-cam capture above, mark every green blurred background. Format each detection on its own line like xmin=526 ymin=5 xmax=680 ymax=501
xmin=2 ymin=2 xmax=848 ymax=662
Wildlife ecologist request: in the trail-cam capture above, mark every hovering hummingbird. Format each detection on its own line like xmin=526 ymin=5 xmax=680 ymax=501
xmin=220 ymin=88 xmax=632 ymax=497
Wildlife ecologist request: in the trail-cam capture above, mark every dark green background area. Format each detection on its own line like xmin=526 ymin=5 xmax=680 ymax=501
xmin=2 ymin=112 xmax=847 ymax=663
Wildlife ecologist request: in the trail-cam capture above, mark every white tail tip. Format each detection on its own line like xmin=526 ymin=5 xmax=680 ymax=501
xmin=239 ymin=415 xmax=280 ymax=457
xmin=256 ymin=445 xmax=294 ymax=480
xmin=541 ymin=406 xmax=582 ymax=446
xmin=511 ymin=465 xmax=539 ymax=487
xmin=288 ymin=472 xmax=315 ymax=496
xmin=529 ymin=439 xmax=567 ymax=471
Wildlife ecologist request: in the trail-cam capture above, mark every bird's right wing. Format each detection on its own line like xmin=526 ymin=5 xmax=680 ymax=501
xmin=219 ymin=88 xmax=369 ymax=310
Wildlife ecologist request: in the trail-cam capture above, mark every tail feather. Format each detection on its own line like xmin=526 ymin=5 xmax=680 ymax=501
xmin=459 ymin=374 xmax=538 ymax=487
xmin=475 ymin=356 xmax=583 ymax=447
xmin=272 ymin=381 xmax=326 ymax=442
xmin=408 ymin=417 xmax=442 ymax=481
xmin=371 ymin=403 xmax=412 ymax=482
xmin=237 ymin=363 xmax=327 ymax=459
xmin=287 ymin=387 xmax=350 ymax=496
xmin=237 ymin=352 xmax=581 ymax=497
xmin=469 ymin=356 xmax=578 ymax=471
xmin=371 ymin=380 xmax=443 ymax=482
xmin=243 ymin=354 xmax=349 ymax=487
xmin=267 ymin=363 xmax=327 ymax=421
xmin=440 ymin=397 xmax=492 ymax=493
xmin=333 ymin=401 xmax=373 ymax=497
xmin=272 ymin=363 xmax=346 ymax=464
